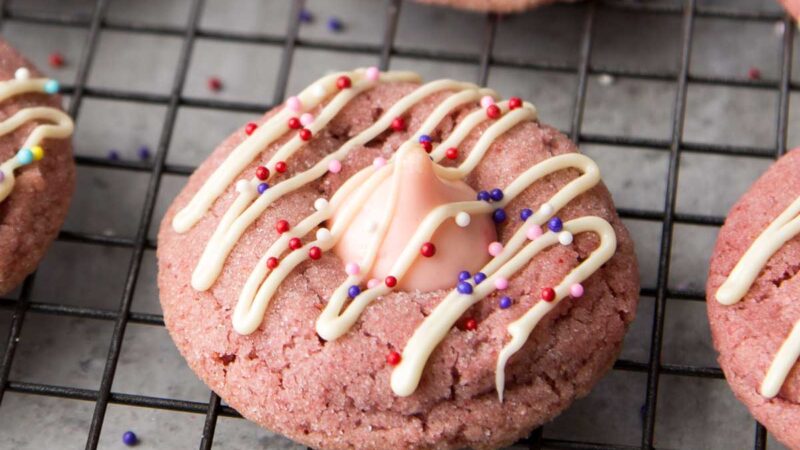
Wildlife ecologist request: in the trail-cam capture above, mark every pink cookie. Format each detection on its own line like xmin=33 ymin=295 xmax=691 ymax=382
xmin=0 ymin=39 xmax=75 ymax=295
xmin=158 ymin=71 xmax=639 ymax=449
xmin=707 ymin=148 xmax=800 ymax=449
xmin=414 ymin=0 xmax=573 ymax=13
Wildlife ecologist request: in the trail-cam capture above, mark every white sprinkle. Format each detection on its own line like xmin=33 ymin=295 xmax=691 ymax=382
xmin=539 ymin=202 xmax=554 ymax=216
xmin=598 ymin=73 xmax=615 ymax=86
xmin=316 ymin=228 xmax=332 ymax=242
xmin=455 ymin=211 xmax=471 ymax=227
xmin=312 ymin=84 xmax=327 ymax=98
xmin=235 ymin=180 xmax=251 ymax=193
xmin=558 ymin=231 xmax=574 ymax=245
xmin=314 ymin=198 xmax=329 ymax=211
xmin=14 ymin=67 xmax=30 ymax=80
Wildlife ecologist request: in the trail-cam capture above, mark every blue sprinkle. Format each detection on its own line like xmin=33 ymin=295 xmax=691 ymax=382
xmin=348 ymin=285 xmax=361 ymax=298
xmin=298 ymin=9 xmax=313 ymax=23
xmin=418 ymin=134 xmax=432 ymax=143
xmin=257 ymin=182 xmax=269 ymax=194
xmin=477 ymin=190 xmax=491 ymax=202
xmin=16 ymin=148 xmax=33 ymax=165
xmin=520 ymin=208 xmax=533 ymax=221
xmin=327 ymin=16 xmax=343 ymax=32
xmin=492 ymin=208 xmax=507 ymax=223
xmin=43 ymin=79 xmax=59 ymax=94
xmin=457 ymin=281 xmax=473 ymax=295
xmin=489 ymin=188 xmax=504 ymax=202
xmin=137 ymin=145 xmax=151 ymax=160
xmin=122 ymin=431 xmax=138 ymax=446
xmin=107 ymin=149 xmax=120 ymax=161
xmin=473 ymin=272 xmax=486 ymax=284
xmin=458 ymin=270 xmax=471 ymax=282
xmin=547 ymin=217 xmax=563 ymax=232
xmin=499 ymin=296 xmax=512 ymax=309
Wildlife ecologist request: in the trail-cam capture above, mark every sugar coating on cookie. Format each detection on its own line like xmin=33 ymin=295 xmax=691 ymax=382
xmin=158 ymin=68 xmax=638 ymax=449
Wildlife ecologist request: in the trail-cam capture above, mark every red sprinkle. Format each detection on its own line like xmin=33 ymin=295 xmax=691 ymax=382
xmin=541 ymin=287 xmax=556 ymax=302
xmin=445 ymin=147 xmax=458 ymax=160
xmin=336 ymin=75 xmax=352 ymax=89
xmin=421 ymin=141 xmax=432 ymax=153
xmin=464 ymin=318 xmax=478 ymax=331
xmin=299 ymin=128 xmax=312 ymax=141
xmin=48 ymin=52 xmax=64 ymax=68
xmin=748 ymin=67 xmax=762 ymax=80
xmin=486 ymin=104 xmax=501 ymax=119
xmin=385 ymin=276 xmax=397 ymax=288
xmin=508 ymin=97 xmax=523 ymax=110
xmin=245 ymin=122 xmax=258 ymax=135
xmin=255 ymin=166 xmax=270 ymax=180
xmin=275 ymin=161 xmax=288 ymax=173
xmin=386 ymin=351 xmax=401 ymax=366
xmin=391 ymin=117 xmax=406 ymax=132
xmin=275 ymin=219 xmax=290 ymax=234
xmin=420 ymin=242 xmax=436 ymax=258
xmin=288 ymin=237 xmax=302 ymax=250
xmin=266 ymin=257 xmax=279 ymax=269
xmin=308 ymin=246 xmax=322 ymax=260
xmin=287 ymin=117 xmax=302 ymax=130
xmin=207 ymin=76 xmax=223 ymax=91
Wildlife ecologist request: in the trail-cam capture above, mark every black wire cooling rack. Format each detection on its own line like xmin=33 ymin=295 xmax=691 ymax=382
xmin=0 ymin=0 xmax=795 ymax=449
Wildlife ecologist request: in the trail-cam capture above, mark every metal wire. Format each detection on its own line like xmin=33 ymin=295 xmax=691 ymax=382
xmin=0 ymin=0 xmax=795 ymax=449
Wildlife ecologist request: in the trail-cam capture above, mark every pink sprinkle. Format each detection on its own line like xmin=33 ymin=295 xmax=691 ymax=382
xmin=328 ymin=159 xmax=342 ymax=173
xmin=286 ymin=96 xmax=302 ymax=112
xmin=366 ymin=66 xmax=380 ymax=81
xmin=300 ymin=113 xmax=314 ymax=126
xmin=373 ymin=157 xmax=386 ymax=168
xmin=526 ymin=225 xmax=543 ymax=240
xmin=480 ymin=95 xmax=495 ymax=108
xmin=345 ymin=262 xmax=360 ymax=275
xmin=488 ymin=241 xmax=503 ymax=256
xmin=367 ymin=278 xmax=380 ymax=289
xmin=570 ymin=283 xmax=584 ymax=298
xmin=494 ymin=277 xmax=509 ymax=290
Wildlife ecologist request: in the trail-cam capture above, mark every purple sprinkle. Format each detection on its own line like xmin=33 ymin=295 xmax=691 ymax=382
xmin=547 ymin=217 xmax=563 ymax=232
xmin=489 ymin=188 xmax=503 ymax=202
xmin=257 ymin=182 xmax=269 ymax=194
xmin=348 ymin=285 xmax=361 ymax=298
xmin=137 ymin=145 xmax=151 ymax=160
xmin=499 ymin=296 xmax=512 ymax=309
xmin=107 ymin=149 xmax=120 ymax=161
xmin=327 ymin=16 xmax=344 ymax=32
xmin=457 ymin=281 xmax=473 ymax=294
xmin=520 ymin=208 xmax=533 ymax=221
xmin=473 ymin=272 xmax=487 ymax=284
xmin=477 ymin=190 xmax=491 ymax=202
xmin=458 ymin=270 xmax=471 ymax=282
xmin=122 ymin=431 xmax=138 ymax=446
xmin=418 ymin=134 xmax=432 ymax=143
xmin=299 ymin=9 xmax=313 ymax=23
xmin=492 ymin=208 xmax=507 ymax=223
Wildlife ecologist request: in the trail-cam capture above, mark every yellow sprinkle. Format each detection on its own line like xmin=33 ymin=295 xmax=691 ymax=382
xmin=31 ymin=146 xmax=44 ymax=161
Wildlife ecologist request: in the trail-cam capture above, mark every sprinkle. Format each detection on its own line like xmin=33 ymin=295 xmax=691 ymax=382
xmin=457 ymin=281 xmax=473 ymax=294
xmin=541 ymin=287 xmax=556 ymax=302
xmin=245 ymin=122 xmax=258 ymax=135
xmin=43 ymin=79 xmax=60 ymax=94
xmin=558 ymin=231 xmax=574 ymax=245
xmin=499 ymin=296 xmax=513 ymax=309
xmin=480 ymin=96 xmax=495 ymax=108
xmin=312 ymin=84 xmax=327 ymax=98
xmin=495 ymin=277 xmax=509 ymax=290
xmin=107 ymin=149 xmax=120 ymax=161
xmin=31 ymin=146 xmax=44 ymax=161
xmin=488 ymin=241 xmax=503 ymax=256
xmin=489 ymin=188 xmax=504 ymax=202
xmin=391 ymin=117 xmax=406 ymax=132
xmin=256 ymin=166 xmax=270 ymax=180
xmin=508 ymin=97 xmax=522 ymax=110
xmin=526 ymin=224 xmax=543 ymax=240
xmin=316 ymin=228 xmax=332 ymax=242
xmin=570 ymin=283 xmax=584 ymax=298
xmin=300 ymin=113 xmax=314 ymax=126
xmin=299 ymin=128 xmax=313 ymax=141
xmin=14 ymin=67 xmax=30 ymax=80
xmin=286 ymin=96 xmax=302 ymax=112
xmin=16 ymin=148 xmax=33 ymax=165
xmin=418 ymin=134 xmax=432 ymax=143
xmin=137 ymin=146 xmax=151 ymax=160
xmin=328 ymin=16 xmax=344 ymax=32
xmin=348 ymin=285 xmax=361 ymax=298
xmin=328 ymin=159 xmax=342 ymax=173
xmin=288 ymin=117 xmax=302 ymax=129
xmin=336 ymin=75 xmax=352 ymax=89
xmin=275 ymin=161 xmax=288 ymax=173
xmin=748 ymin=67 xmax=762 ymax=81
xmin=314 ymin=198 xmax=328 ymax=211
xmin=385 ymin=275 xmax=398 ymax=288
xmin=299 ymin=9 xmax=313 ymax=22
xmin=386 ymin=351 xmax=401 ymax=365
xmin=547 ymin=217 xmax=563 ymax=232
xmin=464 ymin=318 xmax=478 ymax=331
xmin=539 ymin=202 xmax=554 ymax=216
xmin=486 ymin=104 xmax=501 ymax=119
xmin=345 ymin=262 xmax=360 ymax=275
xmin=266 ymin=257 xmax=279 ymax=269
xmin=366 ymin=66 xmax=380 ymax=81
xmin=520 ymin=208 xmax=533 ymax=221
xmin=367 ymin=278 xmax=380 ymax=289
xmin=492 ymin=208 xmax=507 ymax=223
xmin=288 ymin=237 xmax=302 ymax=250
xmin=373 ymin=156 xmax=387 ymax=168
xmin=477 ymin=190 xmax=491 ymax=202
xmin=235 ymin=180 xmax=250 ymax=193
xmin=275 ymin=219 xmax=290 ymax=234
xmin=445 ymin=147 xmax=458 ymax=160
xmin=257 ymin=183 xmax=269 ymax=194
xmin=473 ymin=272 xmax=487 ymax=284
xmin=420 ymin=242 xmax=436 ymax=257
xmin=308 ymin=246 xmax=322 ymax=260
xmin=455 ymin=212 xmax=471 ymax=227
xmin=598 ymin=73 xmax=615 ymax=86
xmin=48 ymin=52 xmax=65 ymax=68
xmin=207 ymin=76 xmax=223 ymax=91
xmin=458 ymin=271 xmax=471 ymax=282
xmin=122 ymin=431 xmax=138 ymax=446
xmin=420 ymin=141 xmax=432 ymax=153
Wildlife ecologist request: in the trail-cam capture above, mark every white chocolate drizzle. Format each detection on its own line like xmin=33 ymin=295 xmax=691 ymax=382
xmin=0 ymin=76 xmax=73 ymax=203
xmin=716 ymin=195 xmax=800 ymax=398
xmin=173 ymin=69 xmax=618 ymax=399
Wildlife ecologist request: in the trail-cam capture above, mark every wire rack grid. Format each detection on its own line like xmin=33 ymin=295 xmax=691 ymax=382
xmin=0 ymin=0 xmax=795 ymax=449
